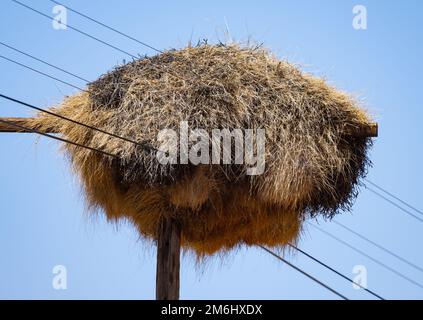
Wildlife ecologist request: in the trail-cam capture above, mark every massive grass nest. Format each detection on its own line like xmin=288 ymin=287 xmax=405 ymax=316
xmin=31 ymin=44 xmax=373 ymax=256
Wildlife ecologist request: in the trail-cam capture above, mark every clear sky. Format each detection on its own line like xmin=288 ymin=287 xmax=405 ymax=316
xmin=0 ymin=0 xmax=422 ymax=299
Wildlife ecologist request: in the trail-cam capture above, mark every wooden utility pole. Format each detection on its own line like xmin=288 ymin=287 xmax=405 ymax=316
xmin=156 ymin=217 xmax=181 ymax=300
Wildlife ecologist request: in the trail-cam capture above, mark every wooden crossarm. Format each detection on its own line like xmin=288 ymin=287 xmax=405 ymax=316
xmin=0 ymin=117 xmax=378 ymax=137
xmin=0 ymin=117 xmax=58 ymax=133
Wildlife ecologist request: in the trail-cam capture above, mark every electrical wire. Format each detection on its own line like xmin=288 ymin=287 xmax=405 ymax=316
xmin=0 ymin=54 xmax=84 ymax=91
xmin=11 ymin=0 xmax=138 ymax=59
xmin=48 ymin=0 xmax=163 ymax=54
xmin=365 ymin=178 xmax=423 ymax=217
xmin=333 ymin=220 xmax=423 ymax=274
xmin=0 ymin=117 xmax=118 ymax=158
xmin=288 ymin=243 xmax=384 ymax=300
xmin=309 ymin=223 xmax=423 ymax=290
xmin=0 ymin=41 xmax=89 ymax=82
xmin=365 ymin=185 xmax=423 ymax=224
xmin=258 ymin=245 xmax=349 ymax=300
xmin=0 ymin=93 xmax=161 ymax=154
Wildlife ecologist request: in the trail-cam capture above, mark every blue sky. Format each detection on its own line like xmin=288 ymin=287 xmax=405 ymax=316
xmin=0 ymin=0 xmax=422 ymax=299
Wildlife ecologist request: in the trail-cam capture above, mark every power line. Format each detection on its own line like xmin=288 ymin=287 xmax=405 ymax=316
xmin=1 ymin=37 xmax=183 ymax=92
xmin=0 ymin=94 xmax=161 ymax=154
xmin=287 ymin=243 xmax=384 ymax=300
xmin=309 ymin=223 xmax=423 ymax=290
xmin=12 ymin=1 xmax=188 ymax=84
xmin=0 ymin=117 xmax=117 ymax=158
xmin=365 ymin=178 xmax=423 ymax=217
xmin=48 ymin=0 xmax=163 ymax=54
xmin=258 ymin=245 xmax=349 ymax=300
xmin=0 ymin=54 xmax=84 ymax=91
xmin=12 ymin=0 xmax=138 ymax=59
xmin=333 ymin=220 xmax=423 ymax=274
xmin=0 ymin=41 xmax=89 ymax=82
xmin=0 ymin=45 xmax=170 ymax=156
xmin=0 ymin=49 xmax=162 ymax=153
xmin=366 ymin=186 xmax=423 ymax=224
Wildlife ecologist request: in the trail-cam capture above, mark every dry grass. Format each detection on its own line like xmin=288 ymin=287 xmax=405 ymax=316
xmin=30 ymin=43 xmax=373 ymax=256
